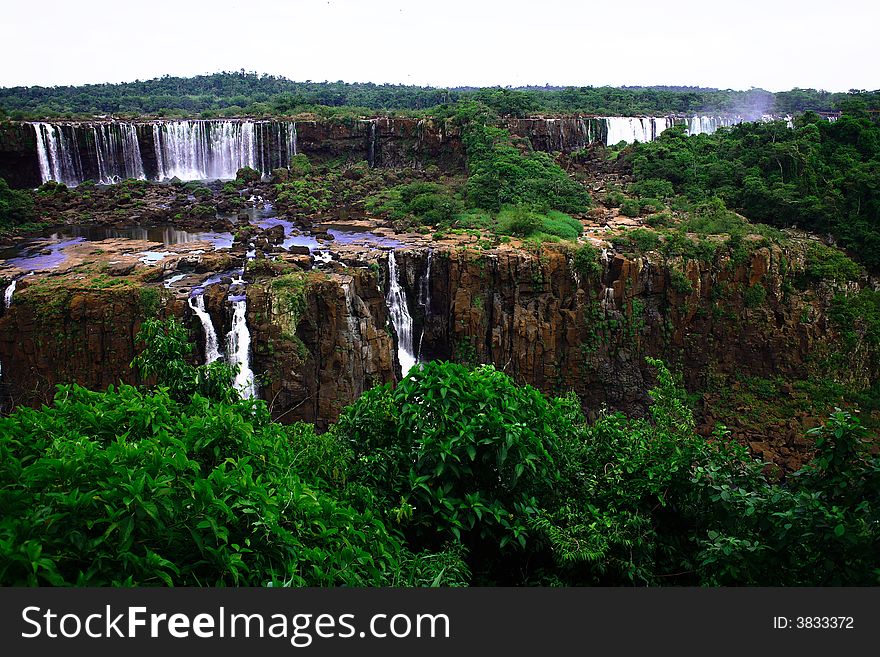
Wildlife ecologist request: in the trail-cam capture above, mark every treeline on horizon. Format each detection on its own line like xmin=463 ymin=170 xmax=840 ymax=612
xmin=1 ymin=71 xmax=878 ymax=120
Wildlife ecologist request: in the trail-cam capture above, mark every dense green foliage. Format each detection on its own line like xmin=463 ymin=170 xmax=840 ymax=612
xmin=629 ymin=107 xmax=880 ymax=268
xmin=461 ymin=115 xmax=592 ymax=213
xmin=2 ymin=71 xmax=877 ymax=119
xmin=1 ymin=321 xmax=877 ymax=586
xmin=0 ymin=176 xmax=36 ymax=228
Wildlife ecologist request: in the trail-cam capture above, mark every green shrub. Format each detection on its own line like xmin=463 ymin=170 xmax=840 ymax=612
xmin=235 ymin=166 xmax=261 ymax=184
xmin=289 ymin=153 xmax=312 ymax=178
xmin=669 ymin=269 xmax=694 ymax=294
xmin=630 ymin=178 xmax=675 ymax=200
xmin=0 ymin=177 xmax=36 ymax=228
xmin=573 ymin=243 xmax=603 ymax=278
xmin=498 ymin=206 xmax=543 ymax=237
xmin=743 ymin=283 xmax=767 ymax=308
xmin=619 ymin=199 xmax=641 ymax=217
xmin=337 ymin=361 xmax=567 ymax=552
xmin=612 ymin=228 xmax=660 ymax=253
xmin=803 ymin=243 xmax=864 ymax=284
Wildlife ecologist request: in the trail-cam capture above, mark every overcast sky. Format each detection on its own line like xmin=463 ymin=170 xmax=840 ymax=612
xmin=1 ymin=0 xmax=877 ymax=91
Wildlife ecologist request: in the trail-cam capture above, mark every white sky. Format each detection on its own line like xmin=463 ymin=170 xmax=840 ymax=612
xmin=1 ymin=0 xmax=877 ymax=92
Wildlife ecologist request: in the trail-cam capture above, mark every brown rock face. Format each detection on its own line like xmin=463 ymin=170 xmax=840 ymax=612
xmin=399 ymin=243 xmax=872 ymax=420
xmin=247 ymin=268 xmax=396 ymax=430
xmin=0 ymin=242 xmax=872 ymax=452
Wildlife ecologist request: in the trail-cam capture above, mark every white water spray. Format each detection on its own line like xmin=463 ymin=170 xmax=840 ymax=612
xmin=4 ymin=279 xmax=17 ymax=309
xmin=227 ymin=294 xmax=255 ymax=398
xmin=385 ymin=252 xmax=415 ymax=377
xmin=188 ymin=294 xmax=222 ymax=364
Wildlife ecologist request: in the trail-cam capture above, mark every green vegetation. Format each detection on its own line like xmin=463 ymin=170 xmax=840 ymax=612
xmin=0 ymin=176 xmax=36 ymax=231
xmin=460 ymin=115 xmax=592 ymax=213
xmin=2 ymin=72 xmax=877 ymax=120
xmin=573 ymin=243 xmax=603 ymax=278
xmin=366 ymin=181 xmax=463 ymax=227
xmin=1 ymin=322 xmax=877 ymax=586
xmin=629 ymin=107 xmax=880 ymax=269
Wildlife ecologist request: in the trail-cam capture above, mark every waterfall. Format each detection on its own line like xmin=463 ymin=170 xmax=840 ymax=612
xmin=686 ymin=115 xmax=742 ymax=136
xmin=188 ymin=294 xmax=222 ymax=363
xmin=33 ymin=123 xmax=82 ymax=185
xmin=31 ymin=119 xmax=298 ymax=185
xmin=367 ymin=120 xmax=378 ymax=167
xmin=341 ymin=280 xmax=360 ymax=344
xmin=386 ymin=252 xmax=415 ymax=377
xmin=91 ymin=123 xmax=145 ymax=183
xmin=227 ymin=294 xmax=255 ymax=398
xmin=4 ymin=279 xmax=17 ymax=309
xmin=601 ymin=287 xmax=616 ymax=314
xmin=417 ymin=249 xmax=433 ymax=361
xmin=604 ymin=117 xmax=670 ymax=145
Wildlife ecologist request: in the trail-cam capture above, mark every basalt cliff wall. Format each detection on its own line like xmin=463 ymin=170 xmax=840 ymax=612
xmin=1 ymin=242 xmax=869 ymax=457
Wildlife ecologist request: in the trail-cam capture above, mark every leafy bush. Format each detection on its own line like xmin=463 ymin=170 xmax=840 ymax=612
xmin=462 ymin=121 xmax=591 ymax=213
xmin=630 ymin=178 xmax=675 ymax=199
xmin=0 ymin=384 xmax=406 ymax=586
xmin=743 ymin=283 xmax=767 ymax=308
xmin=669 ymin=268 xmax=694 ymax=294
xmin=619 ymin=199 xmax=641 ymax=217
xmin=612 ymin=228 xmax=660 ymax=253
xmin=337 ymin=361 xmax=568 ymax=554
xmin=0 ymin=177 xmax=36 ymax=229
xmin=803 ymin=242 xmax=864 ymax=284
xmin=235 ymin=166 xmax=261 ymax=184
xmin=573 ymin=243 xmax=603 ymax=278
xmin=289 ymin=153 xmax=312 ymax=178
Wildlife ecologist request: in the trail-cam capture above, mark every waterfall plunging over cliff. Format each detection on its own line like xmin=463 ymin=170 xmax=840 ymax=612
xmin=92 ymin=123 xmax=146 ymax=183
xmin=604 ymin=117 xmax=674 ymax=145
xmin=152 ymin=120 xmax=258 ymax=181
xmin=227 ymin=293 xmax=255 ymax=398
xmin=33 ymin=123 xmax=83 ymax=186
xmin=417 ymin=249 xmax=433 ymax=361
xmin=386 ymin=252 xmax=415 ymax=377
xmin=4 ymin=279 xmax=17 ymax=309
xmin=687 ymin=115 xmax=742 ymax=136
xmin=188 ymin=294 xmax=222 ymax=364
xmin=31 ymin=120 xmax=298 ymax=186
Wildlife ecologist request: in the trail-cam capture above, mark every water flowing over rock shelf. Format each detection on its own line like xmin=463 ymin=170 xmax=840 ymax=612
xmin=0 ymin=114 xmax=793 ymax=188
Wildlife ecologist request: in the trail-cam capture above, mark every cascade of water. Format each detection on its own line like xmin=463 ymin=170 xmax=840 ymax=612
xmin=604 ymin=117 xmax=661 ymax=145
xmin=290 ymin=121 xmax=298 ymax=157
xmin=385 ymin=252 xmax=415 ymax=377
xmin=33 ymin=123 xmax=82 ymax=185
xmin=601 ymin=287 xmax=616 ymax=314
xmin=152 ymin=120 xmax=263 ymax=180
xmin=188 ymin=294 xmax=222 ymax=363
xmin=122 ymin=123 xmax=145 ymax=180
xmin=417 ymin=249 xmax=433 ymax=361
xmin=3 ymin=279 xmax=17 ymax=308
xmin=367 ymin=120 xmax=378 ymax=167
xmin=686 ymin=115 xmax=743 ymax=136
xmin=34 ymin=123 xmax=52 ymax=183
xmin=341 ymin=280 xmax=360 ymax=343
xmin=90 ymin=123 xmax=146 ymax=183
xmin=226 ymin=293 xmax=255 ymax=398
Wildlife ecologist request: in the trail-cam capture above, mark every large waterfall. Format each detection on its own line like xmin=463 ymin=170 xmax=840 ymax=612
xmin=687 ymin=115 xmax=742 ymax=136
xmin=32 ymin=120 xmax=298 ymax=186
xmin=188 ymin=294 xmax=222 ymax=364
xmin=227 ymin=294 xmax=255 ymax=398
xmin=604 ymin=117 xmax=675 ymax=145
xmin=386 ymin=252 xmax=416 ymax=378
xmin=33 ymin=123 xmax=83 ymax=187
